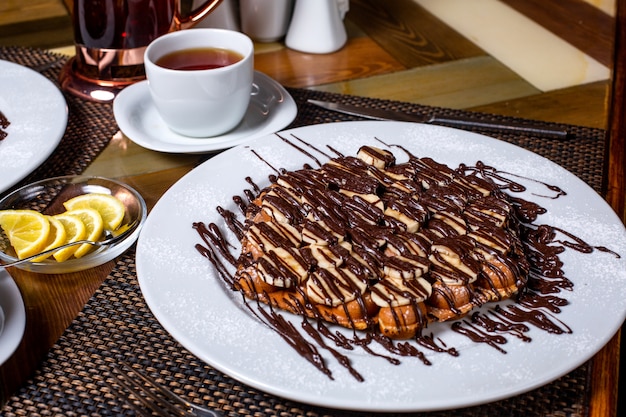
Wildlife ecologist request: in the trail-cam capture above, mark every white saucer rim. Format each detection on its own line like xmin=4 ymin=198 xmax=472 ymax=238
xmin=113 ymin=71 xmax=297 ymax=154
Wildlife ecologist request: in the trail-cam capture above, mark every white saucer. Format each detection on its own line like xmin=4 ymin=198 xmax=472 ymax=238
xmin=113 ymin=71 xmax=297 ymax=154
xmin=0 ymin=269 xmax=26 ymax=366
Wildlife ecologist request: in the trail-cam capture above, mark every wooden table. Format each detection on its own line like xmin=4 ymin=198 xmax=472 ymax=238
xmin=0 ymin=0 xmax=624 ymax=415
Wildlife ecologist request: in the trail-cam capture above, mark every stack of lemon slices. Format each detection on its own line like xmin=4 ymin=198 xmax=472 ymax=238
xmin=0 ymin=193 xmax=126 ymax=262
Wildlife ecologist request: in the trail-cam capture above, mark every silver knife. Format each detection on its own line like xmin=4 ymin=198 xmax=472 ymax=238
xmin=308 ymin=99 xmax=571 ymax=139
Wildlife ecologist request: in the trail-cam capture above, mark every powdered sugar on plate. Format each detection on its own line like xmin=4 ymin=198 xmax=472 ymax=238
xmin=136 ymin=121 xmax=626 ymax=412
xmin=0 ymin=60 xmax=67 ymax=193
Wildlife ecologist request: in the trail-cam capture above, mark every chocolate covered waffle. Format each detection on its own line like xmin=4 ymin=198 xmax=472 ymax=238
xmin=233 ymin=146 xmax=529 ymax=339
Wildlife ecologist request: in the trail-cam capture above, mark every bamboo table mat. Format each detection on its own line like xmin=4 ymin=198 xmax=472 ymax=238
xmin=0 ymin=47 xmax=608 ymax=416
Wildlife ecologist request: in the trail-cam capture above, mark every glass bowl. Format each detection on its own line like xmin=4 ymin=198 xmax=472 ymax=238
xmin=0 ymin=175 xmax=147 ymax=274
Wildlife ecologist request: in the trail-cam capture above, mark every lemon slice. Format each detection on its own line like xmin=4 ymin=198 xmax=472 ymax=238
xmin=0 ymin=209 xmax=50 ymax=259
xmin=52 ymin=213 xmax=87 ymax=262
xmin=32 ymin=216 xmax=67 ymax=262
xmin=63 ymin=193 xmax=126 ymax=230
xmin=64 ymin=208 xmax=104 ymax=259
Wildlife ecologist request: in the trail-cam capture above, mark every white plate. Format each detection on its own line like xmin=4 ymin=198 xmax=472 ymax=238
xmin=0 ymin=60 xmax=68 ymax=194
xmin=113 ymin=71 xmax=297 ymax=154
xmin=136 ymin=121 xmax=626 ymax=412
xmin=0 ymin=269 xmax=26 ymax=366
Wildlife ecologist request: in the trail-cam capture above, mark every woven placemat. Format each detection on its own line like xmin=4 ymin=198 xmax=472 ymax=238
xmin=1 ymin=48 xmax=608 ymax=416
xmin=0 ymin=46 xmax=117 ymax=196
xmin=2 ymin=251 xmax=592 ymax=417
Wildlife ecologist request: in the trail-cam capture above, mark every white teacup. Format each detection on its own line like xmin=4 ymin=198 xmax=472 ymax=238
xmin=144 ymin=29 xmax=254 ymax=137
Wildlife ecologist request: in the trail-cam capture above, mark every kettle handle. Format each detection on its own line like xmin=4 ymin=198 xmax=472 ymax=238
xmin=175 ymin=0 xmax=224 ymax=30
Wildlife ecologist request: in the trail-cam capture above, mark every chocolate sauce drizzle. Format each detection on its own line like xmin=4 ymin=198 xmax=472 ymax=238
xmin=193 ymin=134 xmax=619 ymax=381
xmin=0 ymin=111 xmax=10 ymax=141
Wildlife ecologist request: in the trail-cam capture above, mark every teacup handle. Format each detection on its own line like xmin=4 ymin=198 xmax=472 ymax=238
xmin=175 ymin=0 xmax=224 ymax=30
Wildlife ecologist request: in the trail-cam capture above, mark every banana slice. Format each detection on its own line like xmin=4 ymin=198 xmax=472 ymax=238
xmin=301 ymin=219 xmax=338 ymax=246
xmin=429 ymin=238 xmax=480 ymax=284
xmin=384 ymin=207 xmax=423 ymax=233
xmin=465 ymin=196 xmax=511 ymax=228
xmin=385 ymin=231 xmax=430 ymax=258
xmin=357 ymin=146 xmax=395 ymax=169
xmin=453 ymin=174 xmax=494 ymax=198
xmin=304 ymin=243 xmax=345 ymax=269
xmin=256 ymin=246 xmax=308 ymax=288
xmin=260 ymin=187 xmax=305 ymax=224
xmin=383 ymin=253 xmax=429 ymax=279
xmin=469 ymin=227 xmax=511 ymax=255
xmin=412 ymin=157 xmax=455 ymax=189
xmin=432 ymin=210 xmax=467 ymax=235
xmin=306 ymin=267 xmax=367 ymax=307
xmin=371 ymin=276 xmax=432 ymax=307
xmin=246 ymin=221 xmax=302 ymax=258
